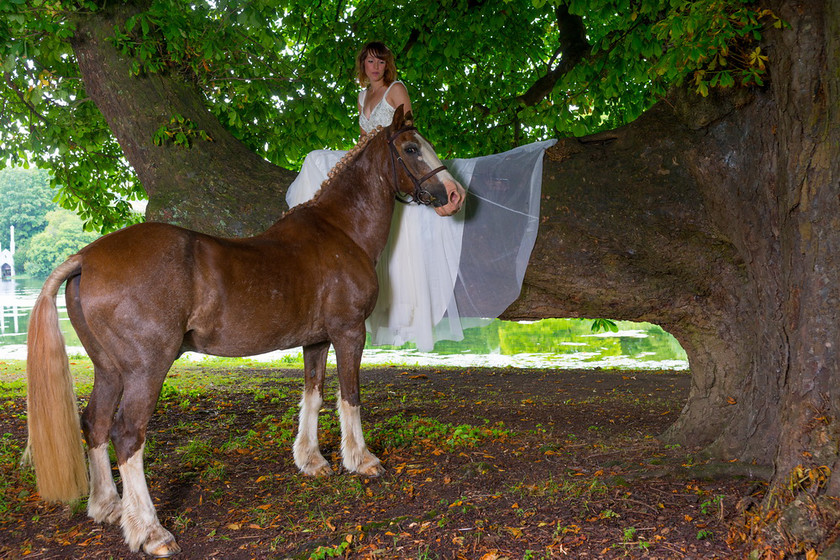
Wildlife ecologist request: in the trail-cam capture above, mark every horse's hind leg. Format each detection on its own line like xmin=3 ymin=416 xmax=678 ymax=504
xmin=294 ymin=341 xmax=332 ymax=476
xmin=334 ymin=326 xmax=384 ymax=477
xmin=110 ymin=360 xmax=181 ymax=557
xmin=67 ymin=276 xmax=123 ymax=524
xmin=83 ymin=372 xmax=123 ymax=525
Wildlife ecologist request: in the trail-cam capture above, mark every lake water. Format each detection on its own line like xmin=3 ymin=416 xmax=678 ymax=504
xmin=0 ymin=277 xmax=688 ymax=370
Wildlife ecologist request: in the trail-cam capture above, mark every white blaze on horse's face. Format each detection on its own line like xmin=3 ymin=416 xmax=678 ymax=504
xmin=415 ymin=135 xmax=466 ymax=217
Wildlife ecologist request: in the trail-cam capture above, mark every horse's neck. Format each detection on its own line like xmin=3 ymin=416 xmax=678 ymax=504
xmin=314 ymin=153 xmax=397 ymax=261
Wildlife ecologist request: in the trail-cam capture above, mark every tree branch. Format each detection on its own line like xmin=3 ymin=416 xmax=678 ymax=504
xmin=516 ymin=4 xmax=590 ymax=107
xmin=2 ymin=73 xmax=51 ymax=125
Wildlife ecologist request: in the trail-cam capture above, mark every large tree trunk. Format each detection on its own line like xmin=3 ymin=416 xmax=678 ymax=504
xmin=70 ymin=1 xmax=840 ymax=549
xmin=504 ymin=95 xmax=762 ymax=459
xmin=70 ymin=2 xmax=296 ymax=237
xmin=507 ymin=1 xmax=840 ymax=551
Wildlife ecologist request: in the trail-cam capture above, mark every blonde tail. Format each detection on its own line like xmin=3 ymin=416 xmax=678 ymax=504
xmin=24 ymin=256 xmax=88 ymax=502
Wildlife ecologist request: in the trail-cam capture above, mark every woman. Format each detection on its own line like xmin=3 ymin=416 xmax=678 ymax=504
xmin=356 ymin=42 xmax=411 ymax=139
xmin=286 ymin=42 xmax=555 ymax=351
xmin=287 ymin=42 xmax=419 ymax=207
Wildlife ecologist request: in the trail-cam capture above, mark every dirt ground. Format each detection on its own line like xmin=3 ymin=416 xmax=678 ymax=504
xmin=0 ymin=366 xmax=764 ymax=559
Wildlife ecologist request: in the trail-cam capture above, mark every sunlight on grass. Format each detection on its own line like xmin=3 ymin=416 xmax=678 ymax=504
xmin=173 ymin=353 xmax=305 ymax=369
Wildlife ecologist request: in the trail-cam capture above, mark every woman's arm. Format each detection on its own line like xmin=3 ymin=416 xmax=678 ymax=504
xmin=387 ymin=82 xmax=412 ymax=117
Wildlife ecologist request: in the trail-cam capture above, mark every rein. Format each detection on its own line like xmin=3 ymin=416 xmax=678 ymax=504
xmin=386 ymin=125 xmax=448 ymax=205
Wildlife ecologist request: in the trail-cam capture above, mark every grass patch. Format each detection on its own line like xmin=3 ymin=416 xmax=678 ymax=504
xmin=371 ymin=413 xmax=510 ymax=451
xmin=0 ymin=361 xmax=751 ymax=559
xmin=0 ymin=433 xmax=34 ymax=521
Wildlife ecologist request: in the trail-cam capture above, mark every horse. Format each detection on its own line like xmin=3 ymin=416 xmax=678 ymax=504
xmin=23 ymin=106 xmax=465 ymax=557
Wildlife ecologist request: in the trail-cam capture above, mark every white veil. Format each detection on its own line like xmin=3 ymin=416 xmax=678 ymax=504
xmin=367 ymin=139 xmax=557 ymax=350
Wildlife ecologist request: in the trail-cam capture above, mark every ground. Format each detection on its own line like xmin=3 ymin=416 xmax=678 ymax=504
xmin=0 ymin=363 xmax=765 ymax=559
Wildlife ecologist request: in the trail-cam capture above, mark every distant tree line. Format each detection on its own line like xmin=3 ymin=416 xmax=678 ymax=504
xmin=0 ymin=167 xmax=108 ymax=277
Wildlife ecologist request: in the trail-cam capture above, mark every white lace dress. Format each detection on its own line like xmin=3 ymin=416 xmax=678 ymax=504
xmin=286 ymin=81 xmax=555 ymax=351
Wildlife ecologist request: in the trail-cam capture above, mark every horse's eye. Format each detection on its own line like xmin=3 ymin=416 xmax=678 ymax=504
xmin=404 ymin=144 xmax=419 ymax=155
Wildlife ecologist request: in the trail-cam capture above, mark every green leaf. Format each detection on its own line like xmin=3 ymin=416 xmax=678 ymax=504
xmin=591 ymin=319 xmax=619 ymax=333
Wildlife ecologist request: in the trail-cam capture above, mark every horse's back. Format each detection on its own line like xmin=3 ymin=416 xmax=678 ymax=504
xmin=79 ymin=222 xmax=196 ymax=275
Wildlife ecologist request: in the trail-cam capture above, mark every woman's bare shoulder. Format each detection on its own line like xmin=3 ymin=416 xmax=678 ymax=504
xmin=387 ymin=81 xmax=411 ymax=110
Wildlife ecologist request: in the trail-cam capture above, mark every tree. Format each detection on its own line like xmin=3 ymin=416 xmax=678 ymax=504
xmin=3 ymin=0 xmax=838 ymax=554
xmin=0 ymin=167 xmax=59 ymax=261
xmin=23 ymin=208 xmax=100 ymax=277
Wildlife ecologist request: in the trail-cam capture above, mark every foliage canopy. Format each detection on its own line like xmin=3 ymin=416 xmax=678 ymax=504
xmin=0 ymin=0 xmax=778 ymax=231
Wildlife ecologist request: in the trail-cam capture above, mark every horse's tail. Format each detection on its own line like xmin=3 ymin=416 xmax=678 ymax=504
xmin=22 ymin=255 xmax=88 ymax=502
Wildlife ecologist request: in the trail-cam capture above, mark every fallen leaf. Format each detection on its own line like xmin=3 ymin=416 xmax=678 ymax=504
xmin=505 ymin=526 xmax=523 ymax=538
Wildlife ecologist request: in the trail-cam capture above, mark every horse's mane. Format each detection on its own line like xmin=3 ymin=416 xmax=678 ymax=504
xmin=284 ymin=125 xmax=386 ymax=217
xmin=321 ymin=125 xmax=384 ymax=188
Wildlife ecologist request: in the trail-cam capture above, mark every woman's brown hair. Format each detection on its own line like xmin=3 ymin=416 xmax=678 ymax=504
xmin=355 ymin=41 xmax=397 ymax=87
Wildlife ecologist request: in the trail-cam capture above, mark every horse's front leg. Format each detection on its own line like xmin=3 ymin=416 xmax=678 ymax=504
xmin=334 ymin=326 xmax=384 ymax=477
xmin=294 ymin=342 xmax=332 ymax=476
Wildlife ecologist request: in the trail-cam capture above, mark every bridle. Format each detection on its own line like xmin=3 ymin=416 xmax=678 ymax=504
xmin=387 ymin=125 xmax=448 ymax=206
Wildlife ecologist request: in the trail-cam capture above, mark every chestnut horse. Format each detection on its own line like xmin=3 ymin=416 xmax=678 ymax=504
xmin=24 ymin=107 xmax=465 ymax=557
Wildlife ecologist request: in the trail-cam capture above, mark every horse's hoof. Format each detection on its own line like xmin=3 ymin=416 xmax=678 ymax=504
xmin=142 ymin=526 xmax=181 ymax=557
xmin=297 ymin=452 xmax=333 ymax=476
xmin=144 ymin=539 xmax=181 ymax=558
xmin=358 ymin=460 xmax=385 ymax=478
xmin=302 ymin=463 xmax=334 ymax=477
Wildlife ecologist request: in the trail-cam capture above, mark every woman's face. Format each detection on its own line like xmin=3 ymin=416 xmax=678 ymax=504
xmin=364 ymin=55 xmax=387 ymax=84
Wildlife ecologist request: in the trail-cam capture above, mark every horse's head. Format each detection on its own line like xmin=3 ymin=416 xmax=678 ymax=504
xmin=386 ymin=106 xmax=465 ymax=216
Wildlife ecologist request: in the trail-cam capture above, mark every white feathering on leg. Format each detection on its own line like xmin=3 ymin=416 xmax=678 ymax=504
xmin=118 ymin=444 xmax=179 ymax=556
xmin=294 ymin=387 xmax=332 ymax=475
xmin=87 ymin=444 xmax=121 ymax=524
xmin=337 ymin=394 xmax=383 ymax=476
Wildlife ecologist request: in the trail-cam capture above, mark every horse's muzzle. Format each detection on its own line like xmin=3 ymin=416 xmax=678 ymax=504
xmin=433 ymin=180 xmax=466 ymax=216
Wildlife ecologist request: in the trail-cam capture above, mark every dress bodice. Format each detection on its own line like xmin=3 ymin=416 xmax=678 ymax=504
xmin=358 ymin=81 xmax=403 ymax=134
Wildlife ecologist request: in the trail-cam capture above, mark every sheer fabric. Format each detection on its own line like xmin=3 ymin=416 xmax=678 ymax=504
xmin=285 ymin=86 xmax=556 ymax=351
xmin=432 ymin=139 xmax=556 ymax=344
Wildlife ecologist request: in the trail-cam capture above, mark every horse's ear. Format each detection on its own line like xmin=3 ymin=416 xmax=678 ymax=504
xmin=393 ymin=104 xmax=405 ymax=127
xmin=404 ymin=111 xmax=414 ymax=127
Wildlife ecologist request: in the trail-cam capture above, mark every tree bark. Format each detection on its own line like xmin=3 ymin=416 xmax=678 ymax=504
xmin=767 ymin=0 xmax=840 ymax=503
xmin=504 ymin=95 xmax=761 ymax=458
xmin=70 ymin=1 xmax=840 ymax=538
